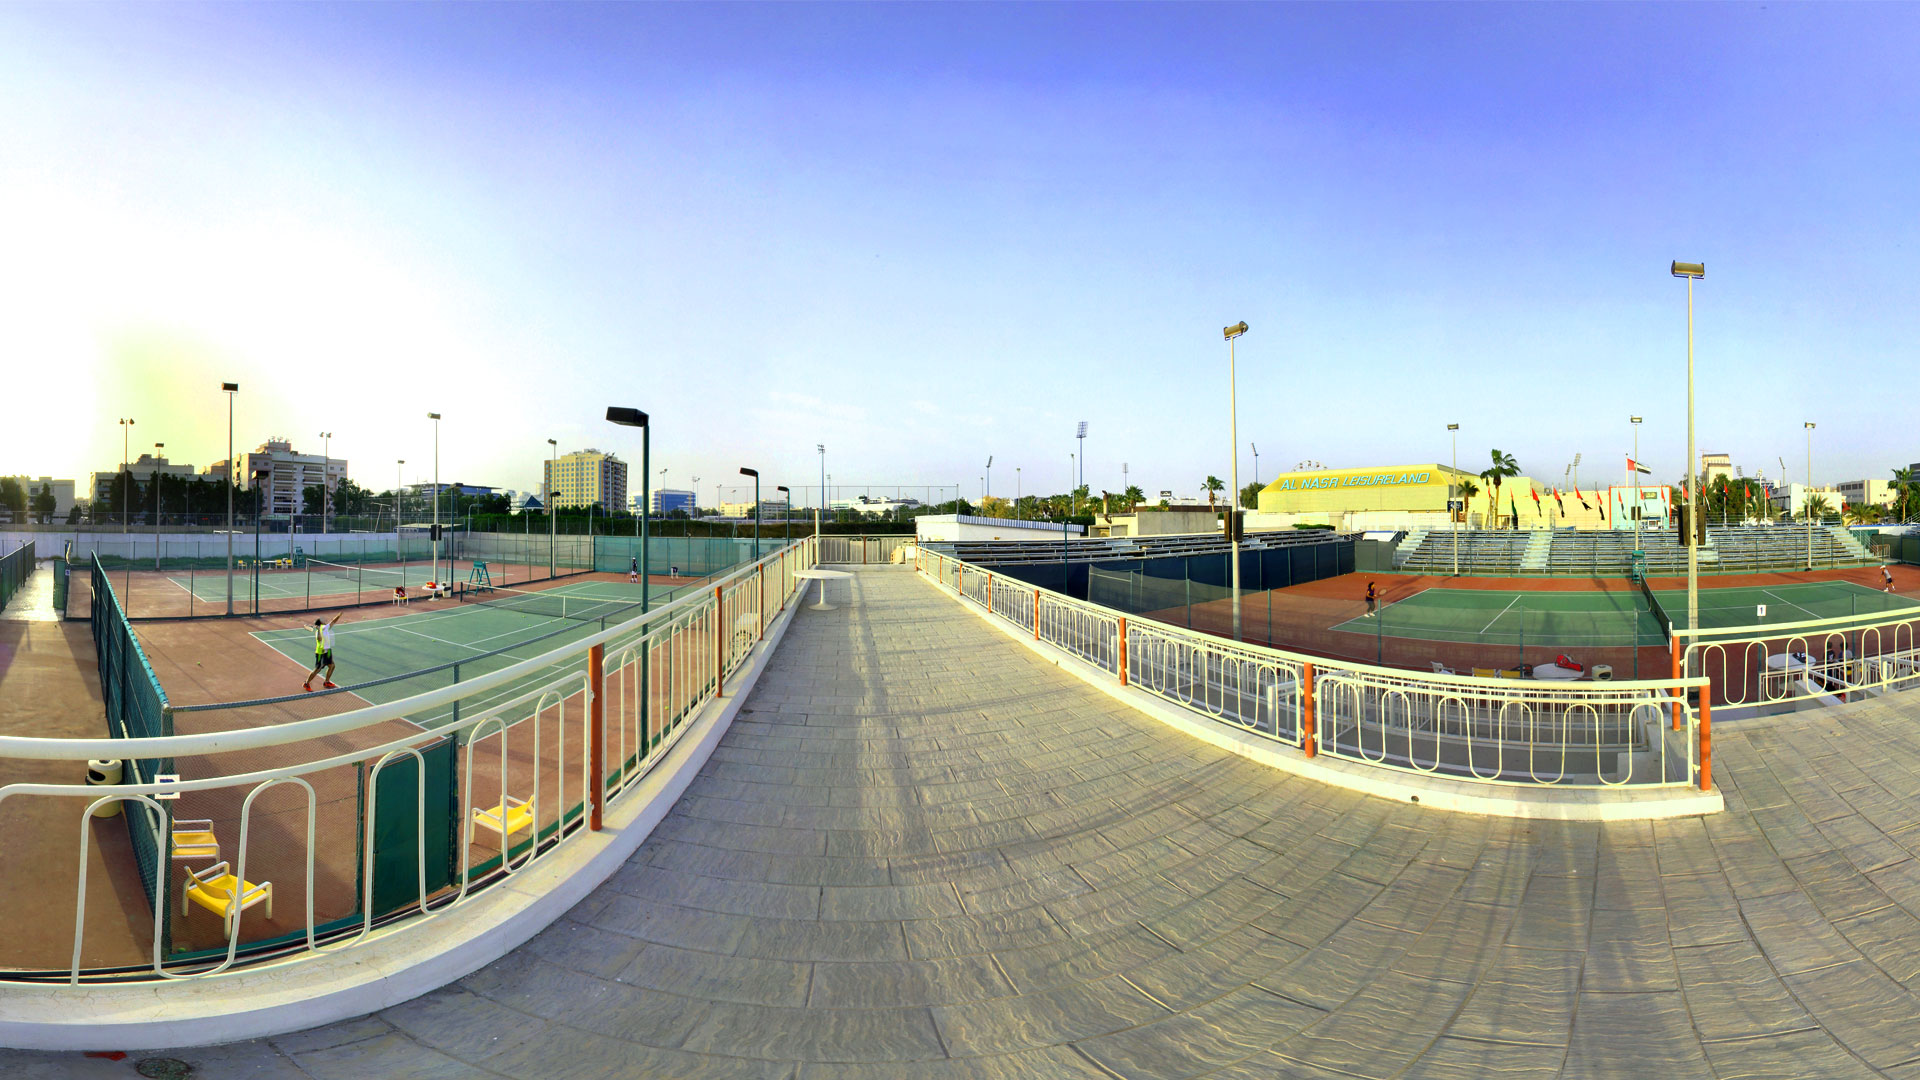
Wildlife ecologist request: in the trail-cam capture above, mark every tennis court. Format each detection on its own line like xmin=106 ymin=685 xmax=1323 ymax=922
xmin=1333 ymin=579 xmax=1918 ymax=647
xmin=251 ymin=578 xmax=707 ymax=728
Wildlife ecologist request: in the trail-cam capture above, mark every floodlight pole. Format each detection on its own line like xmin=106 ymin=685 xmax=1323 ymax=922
xmin=119 ymin=417 xmax=133 ymax=533
xmin=1224 ymin=322 xmax=1247 ymax=641
xmin=429 ymin=413 xmax=442 ymax=588
xmin=778 ymin=486 xmax=791 ymax=544
xmin=1448 ymin=424 xmax=1460 ymax=576
xmin=152 ymin=440 xmax=164 ymax=572
xmin=1806 ymin=422 xmax=1816 ymax=570
xmin=816 ymin=445 xmax=825 ymax=541
xmin=318 ymin=431 xmax=333 ymax=535
xmin=547 ymin=439 xmax=557 ymax=579
xmin=224 ymin=383 xmax=238 ymax=615
xmin=742 ymin=468 xmax=760 ymax=561
xmin=1672 ymin=261 xmax=1704 ymax=634
xmin=1631 ymin=417 xmax=1642 ymax=553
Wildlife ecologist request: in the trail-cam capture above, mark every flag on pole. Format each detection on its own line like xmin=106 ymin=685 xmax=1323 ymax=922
xmin=1553 ymin=488 xmax=1566 ymax=513
xmin=1627 ymin=456 xmax=1652 ymax=475
xmin=1577 ymin=484 xmax=1591 ymax=511
xmin=1510 ymin=496 xmax=1519 ymax=525
xmin=1531 ymin=487 xmax=1542 ymax=512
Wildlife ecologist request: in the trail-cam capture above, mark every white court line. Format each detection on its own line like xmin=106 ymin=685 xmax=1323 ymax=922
xmin=1761 ymin=588 xmax=1825 ymax=623
xmin=1478 ymin=595 xmax=1523 ymax=636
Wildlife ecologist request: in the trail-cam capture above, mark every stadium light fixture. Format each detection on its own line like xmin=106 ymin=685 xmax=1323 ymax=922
xmin=428 ymin=413 xmax=442 ymax=588
xmin=1224 ymin=323 xmax=1248 ymax=640
xmin=223 ymin=383 xmax=239 ymax=614
xmin=985 ymin=455 xmax=993 ymax=501
xmin=1671 ymin=260 xmax=1703 ymax=633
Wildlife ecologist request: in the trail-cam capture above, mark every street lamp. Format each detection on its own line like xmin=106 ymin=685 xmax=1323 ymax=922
xmin=740 ymin=467 xmax=760 ymax=561
xmin=1252 ymin=443 xmax=1259 ymax=488
xmin=1805 ymin=421 xmax=1817 ymax=570
xmin=1671 ymin=260 xmax=1705 ymax=633
xmin=318 ymin=432 xmax=333 ymax=535
xmin=1076 ymin=422 xmax=1088 ymax=510
xmin=606 ymin=408 xmax=651 ymax=611
xmin=545 ymin=439 xmax=557 ymax=579
xmin=1224 ymin=320 xmax=1248 ymax=641
xmin=223 ymin=382 xmax=238 ymax=615
xmin=985 ymin=456 xmax=993 ymax=502
xmin=118 ymin=417 xmax=134 ymax=533
xmin=252 ymin=466 xmax=272 ymax=614
xmin=1448 ymin=424 xmax=1460 ymax=576
xmin=1016 ymin=467 xmax=1022 ymax=516
xmin=776 ymin=486 xmax=791 ymax=545
xmin=1069 ymin=453 xmax=1075 ymax=516
xmin=428 ymin=413 xmax=442 ymax=587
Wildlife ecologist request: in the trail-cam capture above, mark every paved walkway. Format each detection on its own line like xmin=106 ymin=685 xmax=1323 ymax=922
xmin=10 ymin=566 xmax=1920 ymax=1077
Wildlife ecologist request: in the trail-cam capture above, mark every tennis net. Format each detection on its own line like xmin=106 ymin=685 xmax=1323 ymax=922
xmin=458 ymin=582 xmax=646 ymax=624
xmin=308 ymin=558 xmax=412 ymax=593
xmin=1640 ymin=577 xmax=1673 ymax=637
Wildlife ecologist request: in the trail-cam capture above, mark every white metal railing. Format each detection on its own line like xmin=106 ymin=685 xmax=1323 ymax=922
xmin=0 ymin=535 xmax=816 ymax=983
xmin=818 ymin=533 xmax=912 ymax=564
xmin=1675 ymin=604 xmax=1920 ymax=712
xmin=920 ymin=548 xmax=1710 ymax=793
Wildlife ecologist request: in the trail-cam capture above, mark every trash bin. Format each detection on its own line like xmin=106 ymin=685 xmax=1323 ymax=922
xmin=87 ymin=759 xmax=124 ymax=818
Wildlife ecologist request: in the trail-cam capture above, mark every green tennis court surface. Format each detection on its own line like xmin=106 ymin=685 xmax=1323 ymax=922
xmin=174 ymin=562 xmax=444 ymax=601
xmin=1333 ymin=580 xmax=1918 ymax=647
xmin=252 ymin=579 xmax=705 ymax=728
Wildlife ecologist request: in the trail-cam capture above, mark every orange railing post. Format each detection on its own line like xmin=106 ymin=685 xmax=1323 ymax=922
xmin=1698 ymin=691 xmax=1712 ymax=792
xmin=588 ymin=643 xmax=605 ymax=832
xmin=1301 ymin=662 xmax=1316 ymax=758
xmin=1670 ymin=637 xmax=1683 ymax=731
xmin=1033 ymin=588 xmax=1041 ymax=640
xmin=1118 ymin=618 xmax=1128 ymax=686
xmin=988 ymin=573 xmax=993 ymax=614
xmin=713 ymin=584 xmax=725 ymax=696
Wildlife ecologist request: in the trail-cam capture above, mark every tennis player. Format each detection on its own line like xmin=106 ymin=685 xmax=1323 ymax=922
xmin=303 ymin=612 xmax=344 ymax=691
xmin=1365 ymin=581 xmax=1378 ymax=617
xmin=1886 ymin=566 xmax=1897 ymax=593
xmin=629 ymin=557 xmax=640 ymax=584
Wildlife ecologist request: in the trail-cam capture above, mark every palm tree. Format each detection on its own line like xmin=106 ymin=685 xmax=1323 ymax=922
xmin=1892 ymin=467 xmax=1919 ymax=523
xmin=1480 ymin=449 xmax=1519 ymax=528
xmin=1802 ymin=494 xmax=1832 ymax=522
xmin=1202 ymin=475 xmax=1224 ymax=510
xmin=1123 ymin=485 xmax=1145 ymax=512
xmin=1457 ymin=477 xmax=1480 ymax=526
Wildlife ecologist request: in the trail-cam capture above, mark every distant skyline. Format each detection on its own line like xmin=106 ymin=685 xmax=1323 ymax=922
xmin=3 ymin=3 xmax=1917 ymax=505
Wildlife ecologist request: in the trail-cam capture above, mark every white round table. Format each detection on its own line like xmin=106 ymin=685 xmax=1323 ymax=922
xmin=794 ymin=568 xmax=853 ymax=610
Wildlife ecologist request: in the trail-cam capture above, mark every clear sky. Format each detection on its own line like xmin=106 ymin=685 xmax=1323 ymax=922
xmin=3 ymin=2 xmax=1916 ymax=505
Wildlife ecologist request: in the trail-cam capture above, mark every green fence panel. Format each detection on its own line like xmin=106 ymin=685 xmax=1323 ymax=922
xmin=360 ymin=738 xmax=456 ymax=919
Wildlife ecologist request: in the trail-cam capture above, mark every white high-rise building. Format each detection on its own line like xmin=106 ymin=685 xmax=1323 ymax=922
xmin=235 ymin=438 xmax=346 ymax=517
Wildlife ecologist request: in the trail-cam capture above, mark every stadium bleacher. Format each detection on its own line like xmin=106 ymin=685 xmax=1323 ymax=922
xmin=928 ymin=528 xmax=1353 ymax=567
xmin=1395 ymin=524 xmax=1880 ymax=577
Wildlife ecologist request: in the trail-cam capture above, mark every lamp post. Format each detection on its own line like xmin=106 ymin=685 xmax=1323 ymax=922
xmin=1069 ymin=454 xmax=1076 ymax=516
xmin=740 ymin=467 xmax=760 ymax=561
xmin=1016 ymin=467 xmax=1022 ymax=516
xmin=777 ymin=486 xmax=791 ymax=545
xmin=606 ymin=410 xmax=651 ymax=611
xmin=252 ymin=467 xmax=271 ymax=614
xmin=816 ymin=444 xmax=825 ymax=540
xmin=1631 ymin=417 xmax=1643 ymax=552
xmin=428 ymin=413 xmax=442 ymax=587
xmin=317 ymin=431 xmax=333 ymax=535
xmin=1805 ymin=421 xmax=1816 ymax=570
xmin=1075 ymin=422 xmax=1088 ymax=514
xmin=1448 ymin=423 xmax=1460 ymax=576
xmin=223 ymin=382 xmax=238 ymax=614
xmin=153 ymin=442 xmax=165 ymax=570
xmin=546 ymin=439 xmax=557 ymax=579
xmin=1252 ymin=443 xmax=1259 ymax=487
xmin=1671 ymin=260 xmax=1705 ymax=633
xmin=1224 ymin=320 xmax=1248 ymax=641
xmin=985 ymin=456 xmax=993 ymax=502
xmin=119 ymin=417 xmax=134 ymax=533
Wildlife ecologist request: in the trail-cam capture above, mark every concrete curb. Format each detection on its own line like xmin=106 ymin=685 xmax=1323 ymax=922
xmin=932 ymin=575 xmax=1722 ymax=822
xmin=0 ymin=588 xmax=807 ymax=1051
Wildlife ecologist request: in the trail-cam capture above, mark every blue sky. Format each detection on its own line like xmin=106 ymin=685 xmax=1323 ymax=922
xmin=3 ymin=3 xmax=1916 ymax=505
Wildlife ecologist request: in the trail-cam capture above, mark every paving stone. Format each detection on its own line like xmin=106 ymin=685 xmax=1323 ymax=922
xmin=1561 ymin=990 xmax=1712 ymax=1080
xmin=1671 ymin=938 xmax=1815 ymax=1041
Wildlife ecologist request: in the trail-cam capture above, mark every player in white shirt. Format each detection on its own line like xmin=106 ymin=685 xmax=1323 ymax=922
xmin=303 ymin=612 xmax=344 ymax=691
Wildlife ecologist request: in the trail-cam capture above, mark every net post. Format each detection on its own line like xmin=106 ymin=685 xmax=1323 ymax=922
xmin=1301 ymin=662 xmax=1316 ymax=757
xmin=589 ymin=643 xmax=605 ymax=831
xmin=1117 ymin=617 xmax=1128 ymax=686
xmin=1697 ymin=689 xmax=1712 ymax=792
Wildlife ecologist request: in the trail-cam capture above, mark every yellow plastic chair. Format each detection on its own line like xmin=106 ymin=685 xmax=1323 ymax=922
xmin=170 ymin=819 xmax=219 ymax=863
xmin=181 ymin=861 xmax=272 ymax=936
xmin=471 ymin=796 xmax=534 ymax=843
xmin=1471 ymin=668 xmax=1499 ymax=679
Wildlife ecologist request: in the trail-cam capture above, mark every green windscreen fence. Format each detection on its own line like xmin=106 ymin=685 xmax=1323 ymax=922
xmin=89 ymin=554 xmax=173 ymax=941
xmin=359 ymin=738 xmax=457 ymax=920
xmin=0 ymin=540 xmax=31 ymax=611
xmin=1901 ymin=534 xmax=1920 ymax=566
xmin=593 ymin=535 xmax=759 ymax=577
